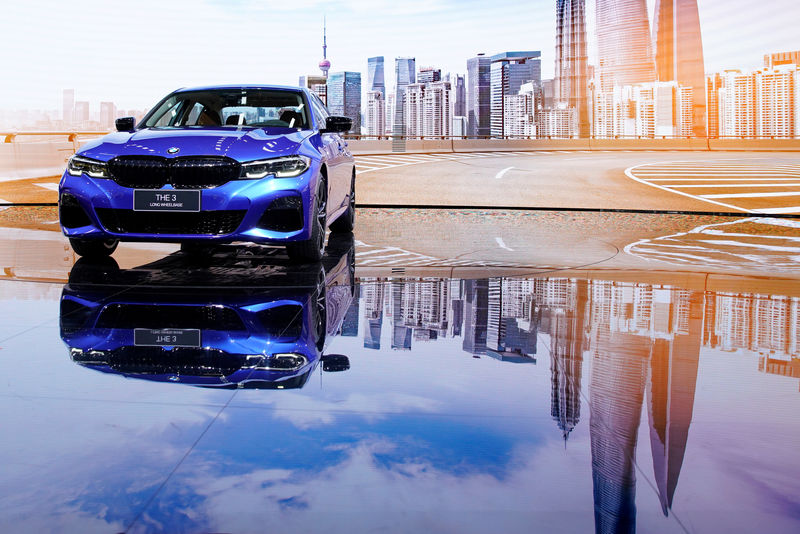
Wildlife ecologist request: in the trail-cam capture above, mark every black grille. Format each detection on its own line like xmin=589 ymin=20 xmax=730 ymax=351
xmin=107 ymin=156 xmax=241 ymax=189
xmin=96 ymin=208 xmax=246 ymax=235
xmin=88 ymin=346 xmax=247 ymax=376
xmin=96 ymin=303 xmax=246 ymax=331
xmin=59 ymin=193 xmax=92 ymax=229
xmin=257 ymin=195 xmax=304 ymax=232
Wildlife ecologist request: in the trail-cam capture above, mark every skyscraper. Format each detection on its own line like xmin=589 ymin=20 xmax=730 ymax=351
xmin=467 ymin=54 xmax=492 ymax=137
xmin=453 ymin=74 xmax=466 ymax=117
xmin=367 ymin=56 xmax=385 ymax=97
xmin=327 ymin=72 xmax=362 ymax=131
xmin=422 ymin=81 xmax=452 ymax=137
xmin=764 ymin=50 xmax=800 ymax=69
xmin=595 ymin=0 xmax=655 ymax=92
xmin=555 ymin=0 xmax=590 ymax=137
xmin=418 ymin=67 xmax=442 ymax=84
xmin=653 ymin=0 xmax=707 ymax=137
xmin=393 ymin=57 xmax=416 ymax=150
xmin=490 ymin=51 xmax=541 ymax=137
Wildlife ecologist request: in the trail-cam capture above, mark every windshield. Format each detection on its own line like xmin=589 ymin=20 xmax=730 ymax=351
xmin=141 ymin=89 xmax=310 ymax=129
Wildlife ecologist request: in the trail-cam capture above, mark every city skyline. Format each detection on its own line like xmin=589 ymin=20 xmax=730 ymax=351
xmin=0 ymin=0 xmax=797 ymax=112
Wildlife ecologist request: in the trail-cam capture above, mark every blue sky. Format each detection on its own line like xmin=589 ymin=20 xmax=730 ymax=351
xmin=0 ymin=0 xmax=797 ymax=111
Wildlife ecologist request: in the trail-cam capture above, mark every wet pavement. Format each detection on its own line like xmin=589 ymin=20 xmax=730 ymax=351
xmin=1 ymin=207 xmax=799 ymax=533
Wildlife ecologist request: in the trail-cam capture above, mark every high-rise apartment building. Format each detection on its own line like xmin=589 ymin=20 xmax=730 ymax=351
xmin=466 ymin=54 xmax=492 ymax=137
xmin=365 ymin=90 xmax=386 ymax=138
xmin=504 ymin=82 xmax=536 ymax=138
xmin=327 ymin=71 xmax=362 ymax=132
xmin=74 ymin=101 xmax=89 ymax=126
xmin=299 ymin=75 xmax=328 ymax=105
xmin=653 ymin=0 xmax=707 ymax=137
xmin=403 ymin=83 xmax=425 ymax=138
xmin=764 ymin=50 xmax=800 ymax=69
xmin=385 ymin=92 xmax=396 ymax=136
xmin=62 ymin=89 xmax=75 ymax=126
xmin=756 ymin=66 xmax=797 ymax=138
xmin=714 ymin=65 xmax=799 ymax=138
xmin=706 ymin=72 xmax=724 ymax=138
xmin=555 ymin=0 xmax=589 ymax=137
xmin=367 ymin=56 xmax=385 ymax=97
xmin=422 ymin=81 xmax=452 ymax=137
xmin=490 ymin=51 xmax=541 ymax=137
xmin=595 ymin=0 xmax=655 ymax=92
xmin=538 ymin=104 xmax=576 ymax=138
xmin=99 ymin=101 xmax=116 ymax=130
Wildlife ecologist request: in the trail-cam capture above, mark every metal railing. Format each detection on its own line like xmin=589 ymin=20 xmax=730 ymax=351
xmin=3 ymin=131 xmax=800 ymax=143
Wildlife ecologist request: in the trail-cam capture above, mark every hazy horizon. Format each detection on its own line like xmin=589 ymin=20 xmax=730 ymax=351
xmin=0 ymin=0 xmax=797 ymax=112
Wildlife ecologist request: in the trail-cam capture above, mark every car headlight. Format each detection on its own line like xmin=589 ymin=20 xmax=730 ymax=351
xmin=240 ymin=156 xmax=310 ymax=179
xmin=67 ymin=155 xmax=109 ymax=178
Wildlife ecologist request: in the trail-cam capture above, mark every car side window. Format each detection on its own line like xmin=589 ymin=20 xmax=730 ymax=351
xmin=309 ymin=94 xmax=329 ymax=128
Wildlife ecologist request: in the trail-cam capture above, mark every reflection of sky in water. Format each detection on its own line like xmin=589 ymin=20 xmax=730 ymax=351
xmin=1 ymin=279 xmax=799 ymax=533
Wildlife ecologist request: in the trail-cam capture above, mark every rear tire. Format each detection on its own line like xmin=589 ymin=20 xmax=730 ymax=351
xmin=329 ymin=171 xmax=355 ymax=233
xmin=286 ymin=181 xmax=327 ymax=263
xmin=69 ymin=237 xmax=118 ymax=258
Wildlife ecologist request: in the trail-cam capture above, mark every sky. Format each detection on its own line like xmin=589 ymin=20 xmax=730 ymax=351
xmin=0 ymin=0 xmax=797 ymax=112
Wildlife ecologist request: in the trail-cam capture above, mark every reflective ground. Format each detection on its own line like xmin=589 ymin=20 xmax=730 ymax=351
xmin=1 ymin=207 xmax=799 ymax=533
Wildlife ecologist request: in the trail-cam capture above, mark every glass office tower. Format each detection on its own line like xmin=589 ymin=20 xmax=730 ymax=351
xmin=327 ymin=71 xmax=362 ymax=132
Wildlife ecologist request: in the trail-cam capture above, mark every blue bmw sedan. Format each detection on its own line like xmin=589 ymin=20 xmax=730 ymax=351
xmin=59 ymin=85 xmax=356 ymax=262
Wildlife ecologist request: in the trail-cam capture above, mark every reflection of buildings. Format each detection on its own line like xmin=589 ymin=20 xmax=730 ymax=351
xmin=547 ymin=279 xmax=588 ymax=441
xmin=588 ymin=283 xmax=703 ymax=531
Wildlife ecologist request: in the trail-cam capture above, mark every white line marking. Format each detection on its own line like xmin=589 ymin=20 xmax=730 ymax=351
xmin=495 ymin=167 xmax=514 ymax=179
xmin=754 ymin=206 xmax=800 ymax=214
xmin=495 ymin=237 xmax=514 ymax=251
xmin=670 ymin=183 xmax=800 ymax=188
xmin=701 ymin=191 xmax=800 ymax=199
xmin=625 ymin=163 xmax=749 ymax=212
xmin=33 ymin=183 xmax=59 ymax=191
xmin=649 ymin=177 xmax=800 ymax=182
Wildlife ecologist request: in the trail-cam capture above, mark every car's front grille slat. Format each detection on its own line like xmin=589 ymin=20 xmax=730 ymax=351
xmin=97 ymin=346 xmax=246 ymax=376
xmin=96 ymin=208 xmax=246 ymax=235
xmin=107 ymin=156 xmax=241 ymax=189
xmin=96 ymin=303 xmax=246 ymax=331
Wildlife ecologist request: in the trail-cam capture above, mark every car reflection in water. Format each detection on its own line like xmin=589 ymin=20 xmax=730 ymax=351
xmin=59 ymin=234 xmax=355 ymax=389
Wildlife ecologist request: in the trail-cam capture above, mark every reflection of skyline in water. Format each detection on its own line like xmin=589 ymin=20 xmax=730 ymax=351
xmin=347 ymin=275 xmax=800 ymax=532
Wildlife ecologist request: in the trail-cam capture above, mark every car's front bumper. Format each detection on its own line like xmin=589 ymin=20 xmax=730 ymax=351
xmin=59 ymin=167 xmax=318 ymax=244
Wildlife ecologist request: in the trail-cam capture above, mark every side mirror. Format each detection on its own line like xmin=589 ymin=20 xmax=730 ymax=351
xmin=115 ymin=117 xmax=135 ymax=132
xmin=322 ymin=116 xmax=352 ymax=133
xmin=320 ymin=354 xmax=350 ymax=372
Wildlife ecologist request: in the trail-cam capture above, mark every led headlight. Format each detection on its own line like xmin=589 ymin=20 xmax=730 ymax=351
xmin=67 ymin=155 xmax=109 ymax=178
xmin=240 ymin=155 xmax=310 ymax=179
xmin=253 ymin=353 xmax=308 ymax=371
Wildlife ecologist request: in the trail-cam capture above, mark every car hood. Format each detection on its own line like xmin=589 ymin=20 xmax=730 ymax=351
xmin=79 ymin=127 xmax=314 ymax=162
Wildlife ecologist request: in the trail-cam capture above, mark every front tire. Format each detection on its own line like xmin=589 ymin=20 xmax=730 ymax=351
xmin=69 ymin=237 xmax=118 ymax=258
xmin=286 ymin=181 xmax=327 ymax=263
xmin=329 ymin=171 xmax=355 ymax=233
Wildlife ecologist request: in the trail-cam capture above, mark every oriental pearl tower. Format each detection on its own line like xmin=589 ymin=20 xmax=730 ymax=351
xmin=319 ymin=17 xmax=330 ymax=78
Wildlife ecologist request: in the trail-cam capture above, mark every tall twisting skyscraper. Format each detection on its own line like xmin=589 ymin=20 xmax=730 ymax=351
xmin=595 ymin=0 xmax=655 ymax=92
xmin=555 ymin=0 xmax=590 ymax=137
xmin=653 ymin=0 xmax=707 ymax=137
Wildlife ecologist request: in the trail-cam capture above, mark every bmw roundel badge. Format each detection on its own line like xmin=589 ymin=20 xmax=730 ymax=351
xmin=167 ymin=147 xmax=180 ymax=154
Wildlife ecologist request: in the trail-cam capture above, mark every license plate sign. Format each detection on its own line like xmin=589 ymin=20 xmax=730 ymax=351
xmin=134 ymin=328 xmax=201 ymax=347
xmin=134 ymin=190 xmax=200 ymax=212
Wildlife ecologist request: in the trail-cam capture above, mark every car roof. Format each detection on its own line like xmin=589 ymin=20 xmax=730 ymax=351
xmin=173 ymin=84 xmax=306 ymax=94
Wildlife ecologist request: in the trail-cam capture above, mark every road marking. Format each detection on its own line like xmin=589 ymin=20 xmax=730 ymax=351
xmin=701 ymin=191 xmax=800 ymax=199
xmin=33 ymin=183 xmax=59 ymax=191
xmin=625 ymin=159 xmax=800 ymax=214
xmin=672 ymin=182 xmax=800 ymax=188
xmin=495 ymin=167 xmax=514 ymax=179
xmin=495 ymin=237 xmax=514 ymax=251
xmin=756 ymin=206 xmax=800 ymax=214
